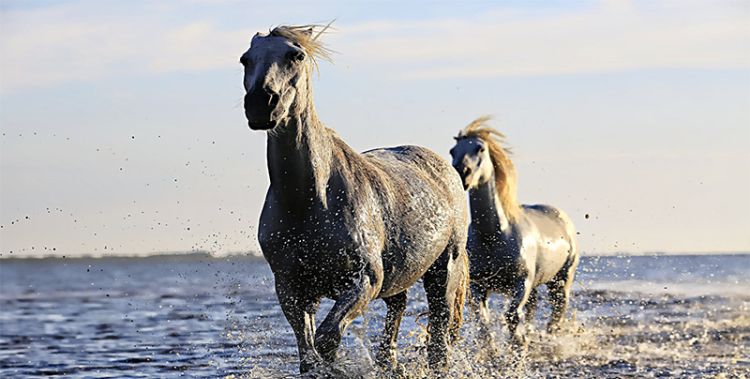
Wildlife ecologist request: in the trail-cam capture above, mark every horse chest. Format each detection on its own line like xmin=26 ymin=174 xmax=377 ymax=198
xmin=258 ymin=210 xmax=374 ymax=282
xmin=467 ymin=233 xmax=528 ymax=287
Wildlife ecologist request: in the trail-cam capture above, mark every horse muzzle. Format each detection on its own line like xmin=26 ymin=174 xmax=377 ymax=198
xmin=453 ymin=164 xmax=472 ymax=190
xmin=244 ymin=88 xmax=280 ymax=130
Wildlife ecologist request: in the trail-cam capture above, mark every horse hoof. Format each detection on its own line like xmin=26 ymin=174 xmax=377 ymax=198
xmin=378 ymin=363 xmax=407 ymax=379
xmin=487 ymin=346 xmax=501 ymax=360
xmin=376 ymin=357 xmax=406 ymax=378
xmin=510 ymin=332 xmax=528 ymax=348
xmin=301 ymin=365 xmax=351 ymax=379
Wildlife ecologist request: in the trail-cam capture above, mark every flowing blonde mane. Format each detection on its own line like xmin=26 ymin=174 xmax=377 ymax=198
xmin=270 ymin=22 xmax=334 ymax=72
xmin=457 ymin=116 xmax=520 ymax=222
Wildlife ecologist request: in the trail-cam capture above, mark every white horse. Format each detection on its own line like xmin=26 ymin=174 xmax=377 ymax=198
xmin=449 ymin=117 xmax=579 ymax=349
xmin=240 ymin=25 xmax=469 ymax=375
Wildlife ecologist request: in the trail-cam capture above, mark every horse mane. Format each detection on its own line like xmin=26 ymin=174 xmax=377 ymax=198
xmin=270 ymin=23 xmax=334 ymax=72
xmin=262 ymin=23 xmax=335 ymax=206
xmin=457 ymin=116 xmax=520 ymax=222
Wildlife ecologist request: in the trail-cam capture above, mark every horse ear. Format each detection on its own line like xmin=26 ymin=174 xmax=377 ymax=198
xmin=453 ymin=136 xmax=459 ymax=141
xmin=303 ymin=28 xmax=314 ymax=36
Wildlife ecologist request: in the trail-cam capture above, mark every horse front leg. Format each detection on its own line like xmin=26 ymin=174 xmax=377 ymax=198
xmin=468 ymin=283 xmax=499 ymax=358
xmin=376 ymin=291 xmax=407 ymax=372
xmin=314 ymin=271 xmax=376 ymax=363
xmin=505 ymin=278 xmax=531 ymax=348
xmin=275 ymin=280 xmax=321 ymax=374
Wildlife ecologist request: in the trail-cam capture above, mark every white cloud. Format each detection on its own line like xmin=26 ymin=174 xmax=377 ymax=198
xmin=0 ymin=0 xmax=748 ymax=91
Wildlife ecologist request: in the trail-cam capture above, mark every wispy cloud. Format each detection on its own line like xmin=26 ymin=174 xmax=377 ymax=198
xmin=0 ymin=1 xmax=256 ymax=91
xmin=330 ymin=0 xmax=750 ymax=79
xmin=1 ymin=0 xmax=748 ymax=91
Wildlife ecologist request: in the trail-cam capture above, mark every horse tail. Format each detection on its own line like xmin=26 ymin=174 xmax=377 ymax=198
xmin=555 ymin=208 xmax=579 ymax=260
xmin=449 ymin=245 xmax=470 ymax=344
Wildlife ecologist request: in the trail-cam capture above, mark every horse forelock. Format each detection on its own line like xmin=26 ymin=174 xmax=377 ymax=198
xmin=269 ymin=23 xmax=333 ymax=72
xmin=457 ymin=116 xmax=520 ymax=222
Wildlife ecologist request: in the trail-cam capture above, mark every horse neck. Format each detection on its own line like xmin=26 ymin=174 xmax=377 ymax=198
xmin=468 ymin=178 xmax=511 ymax=235
xmin=266 ymin=87 xmax=333 ymax=210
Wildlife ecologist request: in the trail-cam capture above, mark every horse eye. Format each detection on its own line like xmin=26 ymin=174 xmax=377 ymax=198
xmin=286 ymin=50 xmax=306 ymax=62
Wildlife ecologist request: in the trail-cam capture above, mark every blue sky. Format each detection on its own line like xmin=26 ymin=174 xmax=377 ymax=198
xmin=1 ymin=0 xmax=749 ymax=257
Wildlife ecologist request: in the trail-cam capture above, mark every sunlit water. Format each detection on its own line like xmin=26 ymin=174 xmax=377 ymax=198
xmin=1 ymin=254 xmax=748 ymax=378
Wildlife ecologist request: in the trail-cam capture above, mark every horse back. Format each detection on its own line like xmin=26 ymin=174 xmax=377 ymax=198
xmin=363 ymin=145 xmax=462 ymax=194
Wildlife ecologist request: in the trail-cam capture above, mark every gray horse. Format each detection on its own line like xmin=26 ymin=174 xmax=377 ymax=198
xmin=449 ymin=116 xmax=579 ymax=349
xmin=240 ymin=24 xmax=469 ymax=375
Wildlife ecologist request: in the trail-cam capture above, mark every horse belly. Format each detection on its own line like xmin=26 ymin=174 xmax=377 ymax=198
xmin=377 ymin=186 xmax=458 ymax=297
xmin=378 ymin=229 xmax=452 ymax=297
xmin=378 ymin=250 xmax=432 ymax=297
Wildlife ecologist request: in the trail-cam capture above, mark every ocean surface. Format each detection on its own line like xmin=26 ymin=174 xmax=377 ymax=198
xmin=0 ymin=254 xmax=748 ymax=378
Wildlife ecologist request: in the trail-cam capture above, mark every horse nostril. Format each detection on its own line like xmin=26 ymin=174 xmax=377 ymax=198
xmin=463 ymin=166 xmax=472 ymax=175
xmin=269 ymin=93 xmax=279 ymax=107
xmin=262 ymin=85 xmax=279 ymax=107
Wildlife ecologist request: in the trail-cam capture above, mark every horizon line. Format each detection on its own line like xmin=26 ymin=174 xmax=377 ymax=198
xmin=1 ymin=250 xmax=749 ymax=261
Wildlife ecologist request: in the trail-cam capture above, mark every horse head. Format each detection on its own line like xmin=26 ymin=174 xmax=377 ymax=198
xmin=240 ymin=25 xmax=330 ymax=131
xmin=450 ymin=135 xmax=493 ymax=190
xmin=450 ymin=116 xmax=520 ymax=221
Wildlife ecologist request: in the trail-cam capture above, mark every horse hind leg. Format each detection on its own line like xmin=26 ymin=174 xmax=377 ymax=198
xmin=547 ymin=255 xmax=579 ymax=333
xmin=525 ymin=287 xmax=538 ymax=331
xmin=376 ymin=291 xmax=407 ymax=371
xmin=422 ymin=243 xmax=469 ymax=372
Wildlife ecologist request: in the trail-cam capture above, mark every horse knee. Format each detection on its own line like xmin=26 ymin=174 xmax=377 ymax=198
xmin=315 ymin=274 xmax=374 ymax=363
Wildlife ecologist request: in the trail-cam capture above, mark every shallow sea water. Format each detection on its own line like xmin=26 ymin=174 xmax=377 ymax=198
xmin=0 ymin=254 xmax=748 ymax=378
